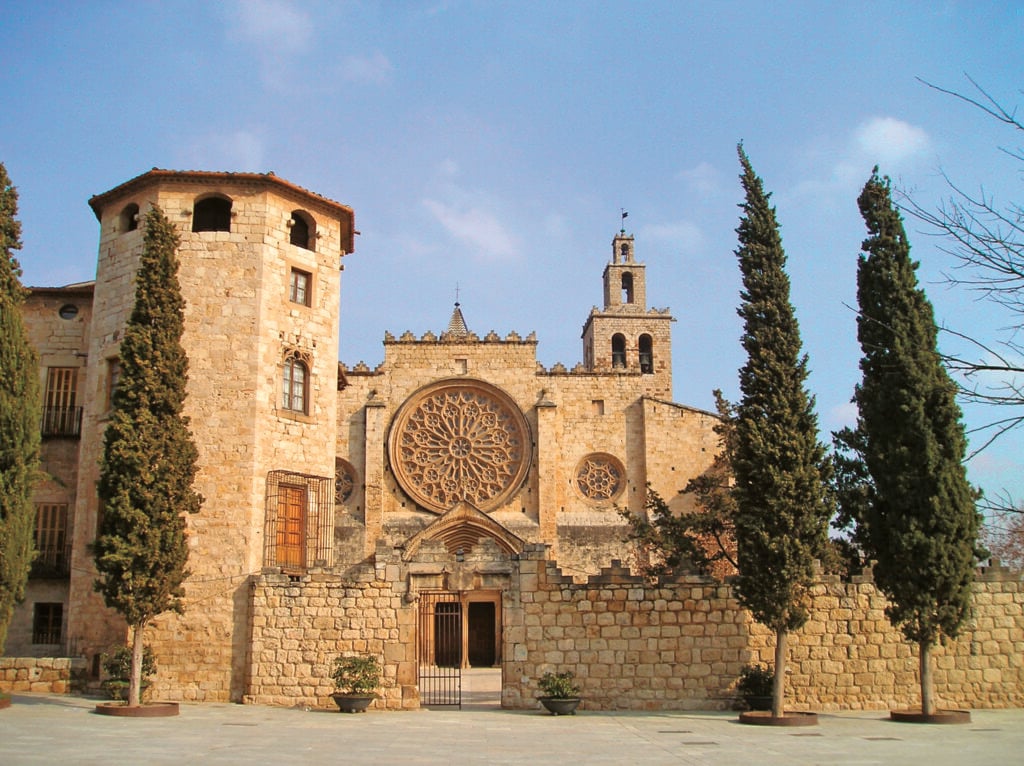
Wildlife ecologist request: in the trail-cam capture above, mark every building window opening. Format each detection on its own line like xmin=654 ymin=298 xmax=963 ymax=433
xmin=639 ymin=334 xmax=653 ymax=374
xmin=43 ymin=367 xmax=81 ymax=437
xmin=619 ymin=242 xmax=630 ymax=261
xmin=32 ymin=504 xmax=70 ymax=578
xmin=119 ymin=203 xmax=139 ymax=233
xmin=32 ymin=603 xmax=63 ymax=644
xmin=621 ymin=272 xmax=634 ymax=304
xmin=289 ymin=210 xmax=315 ymax=250
xmin=263 ymin=470 xmax=334 ymax=571
xmin=282 ymin=352 xmax=309 ymax=414
xmin=289 ymin=268 xmax=311 ymax=306
xmin=192 ymin=196 xmax=232 ymax=232
xmin=611 ymin=334 xmax=626 ymax=369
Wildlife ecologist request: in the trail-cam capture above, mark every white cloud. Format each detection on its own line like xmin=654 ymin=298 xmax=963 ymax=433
xmin=225 ymin=0 xmax=312 ymax=52
xmin=223 ymin=0 xmax=314 ymax=90
xmin=827 ymin=400 xmax=858 ymax=430
xmin=339 ymin=51 xmax=394 ymax=85
xmin=422 ymin=198 xmax=518 ymax=261
xmin=181 ymin=130 xmax=266 ymax=172
xmin=640 ymin=221 xmax=705 ymax=254
xmin=790 ymin=117 xmax=933 ymax=205
xmin=678 ymin=161 xmax=725 ymax=196
xmin=854 ymin=117 xmax=932 ymax=169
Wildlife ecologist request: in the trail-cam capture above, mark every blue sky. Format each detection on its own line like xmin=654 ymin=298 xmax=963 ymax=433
xmin=2 ymin=1 xmax=1023 ymax=505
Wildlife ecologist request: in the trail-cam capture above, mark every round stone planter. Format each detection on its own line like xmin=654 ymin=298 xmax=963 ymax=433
xmin=539 ymin=697 xmax=582 ymax=716
xmin=332 ymin=693 xmax=375 ymax=713
xmin=739 ymin=710 xmax=818 ymax=727
xmin=94 ymin=702 xmax=179 ymax=717
xmin=890 ymin=709 xmax=971 ymax=724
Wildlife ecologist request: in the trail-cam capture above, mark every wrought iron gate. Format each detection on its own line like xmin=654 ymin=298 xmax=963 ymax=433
xmin=418 ymin=591 xmax=462 ymax=707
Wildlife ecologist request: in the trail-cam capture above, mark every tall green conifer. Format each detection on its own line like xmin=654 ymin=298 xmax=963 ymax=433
xmin=0 ymin=162 xmax=41 ymax=654
xmin=94 ymin=205 xmax=202 ymax=706
xmin=852 ymin=171 xmax=982 ymax=715
xmin=731 ymin=146 xmax=832 ymax=718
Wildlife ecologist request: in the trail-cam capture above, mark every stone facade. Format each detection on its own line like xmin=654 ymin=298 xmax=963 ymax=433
xmin=10 ymin=169 xmax=1019 ymax=712
xmin=9 ymin=170 xmax=723 ymax=706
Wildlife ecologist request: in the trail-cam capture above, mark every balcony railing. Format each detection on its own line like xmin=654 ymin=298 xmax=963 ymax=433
xmin=30 ymin=546 xmax=72 ymax=579
xmin=41 ymin=406 xmax=83 ymax=438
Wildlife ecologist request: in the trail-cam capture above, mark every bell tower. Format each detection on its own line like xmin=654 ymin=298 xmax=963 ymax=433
xmin=581 ymin=232 xmax=673 ymax=397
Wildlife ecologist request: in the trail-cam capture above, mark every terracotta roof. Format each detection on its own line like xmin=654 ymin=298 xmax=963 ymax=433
xmin=87 ymin=169 xmax=356 ymax=252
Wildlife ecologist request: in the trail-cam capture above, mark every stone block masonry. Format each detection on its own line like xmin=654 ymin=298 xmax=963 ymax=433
xmin=502 ymin=550 xmax=1023 ymax=711
xmin=0 ymin=657 xmax=84 ymax=694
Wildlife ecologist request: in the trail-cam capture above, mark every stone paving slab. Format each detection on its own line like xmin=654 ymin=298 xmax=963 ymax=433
xmin=1 ymin=693 xmax=1022 ymax=765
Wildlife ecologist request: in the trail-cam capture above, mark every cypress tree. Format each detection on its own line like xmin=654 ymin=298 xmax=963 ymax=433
xmin=0 ymin=162 xmax=41 ymax=654
xmin=731 ymin=146 xmax=832 ymax=718
xmin=853 ymin=170 xmax=982 ymax=715
xmin=94 ymin=205 xmax=202 ymax=706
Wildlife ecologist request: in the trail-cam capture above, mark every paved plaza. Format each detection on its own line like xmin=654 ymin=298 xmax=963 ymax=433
xmin=2 ymin=686 xmax=1022 ymax=766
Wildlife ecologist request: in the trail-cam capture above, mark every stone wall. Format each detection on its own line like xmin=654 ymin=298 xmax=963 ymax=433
xmin=245 ymin=566 xmax=416 ymax=710
xmin=0 ymin=657 xmax=83 ymax=694
xmin=502 ymin=550 xmax=1024 ymax=711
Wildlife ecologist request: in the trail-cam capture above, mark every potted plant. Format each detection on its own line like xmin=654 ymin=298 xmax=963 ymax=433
xmin=537 ymin=670 xmax=582 ymax=715
xmin=736 ymin=663 xmax=774 ymax=711
xmin=101 ymin=645 xmax=156 ymax=702
xmin=331 ymin=654 xmax=381 ymax=713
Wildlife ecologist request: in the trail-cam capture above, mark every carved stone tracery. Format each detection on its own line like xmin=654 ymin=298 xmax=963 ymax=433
xmin=388 ymin=380 xmax=531 ymax=514
xmin=575 ymin=452 xmax=625 ymax=502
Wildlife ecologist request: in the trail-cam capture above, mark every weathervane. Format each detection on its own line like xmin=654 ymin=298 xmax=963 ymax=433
xmin=620 ymin=208 xmax=628 ymax=234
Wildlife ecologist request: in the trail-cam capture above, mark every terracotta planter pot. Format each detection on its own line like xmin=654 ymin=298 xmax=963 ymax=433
xmin=539 ymin=697 xmax=582 ymax=716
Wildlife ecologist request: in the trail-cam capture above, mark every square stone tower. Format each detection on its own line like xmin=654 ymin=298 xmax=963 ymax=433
xmin=581 ymin=233 xmax=674 ymax=398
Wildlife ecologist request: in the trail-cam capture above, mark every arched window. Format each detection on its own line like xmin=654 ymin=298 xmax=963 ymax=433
xmin=192 ymin=196 xmax=232 ymax=232
xmin=119 ymin=203 xmax=139 ymax=233
xmin=611 ymin=334 xmax=626 ymax=369
xmin=619 ymin=242 xmax=630 ymax=261
xmin=289 ymin=210 xmax=315 ymax=250
xmin=639 ymin=334 xmax=653 ymax=374
xmin=282 ymin=351 xmax=310 ymax=414
xmin=621 ymin=272 xmax=634 ymax=304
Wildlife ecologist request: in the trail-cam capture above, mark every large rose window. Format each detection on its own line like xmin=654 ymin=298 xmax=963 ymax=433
xmin=388 ymin=380 xmax=531 ymax=513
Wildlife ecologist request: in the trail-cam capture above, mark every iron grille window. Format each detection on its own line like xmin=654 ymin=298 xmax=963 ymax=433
xmin=32 ymin=603 xmax=63 ymax=644
xmin=42 ymin=367 xmax=82 ymax=437
xmin=32 ymin=504 xmax=70 ymax=578
xmin=263 ymin=470 xmax=334 ymax=571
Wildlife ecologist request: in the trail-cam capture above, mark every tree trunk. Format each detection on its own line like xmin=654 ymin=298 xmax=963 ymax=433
xmin=129 ymin=624 xmax=146 ymax=708
xmin=920 ymin=639 xmax=935 ymax=715
xmin=773 ymin=628 xmax=787 ymax=718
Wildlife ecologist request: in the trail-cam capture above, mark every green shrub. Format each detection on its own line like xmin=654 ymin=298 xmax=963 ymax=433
xmin=537 ymin=670 xmax=580 ymax=699
xmin=331 ymin=655 xmax=381 ymax=695
xmin=736 ymin=663 xmax=773 ymax=698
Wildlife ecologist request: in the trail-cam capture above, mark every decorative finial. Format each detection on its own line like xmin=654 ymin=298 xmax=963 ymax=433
xmin=620 ymin=208 xmax=628 ymax=233
xmin=454 ymin=282 xmax=460 ymax=307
